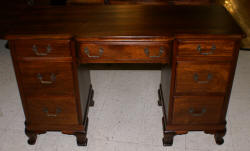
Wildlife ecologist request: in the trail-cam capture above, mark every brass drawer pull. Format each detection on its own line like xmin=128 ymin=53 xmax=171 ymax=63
xmin=144 ymin=47 xmax=164 ymax=58
xmin=189 ymin=108 xmax=206 ymax=117
xmin=84 ymin=47 xmax=104 ymax=58
xmin=37 ymin=73 xmax=56 ymax=84
xmin=43 ymin=107 xmax=62 ymax=117
xmin=32 ymin=44 xmax=52 ymax=56
xmin=197 ymin=44 xmax=216 ymax=55
xmin=193 ymin=73 xmax=213 ymax=84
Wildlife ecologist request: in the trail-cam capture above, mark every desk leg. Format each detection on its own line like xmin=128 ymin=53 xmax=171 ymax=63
xmin=158 ymin=88 xmax=163 ymax=106
xmin=89 ymin=87 xmax=95 ymax=107
xmin=74 ymin=118 xmax=89 ymax=146
xmin=159 ymin=83 xmax=188 ymax=146
xmin=25 ymin=129 xmax=37 ymax=145
xmin=204 ymin=128 xmax=226 ymax=145
xmin=24 ymin=121 xmax=46 ymax=145
xmin=159 ymin=83 xmax=176 ymax=146
xmin=163 ymin=130 xmax=176 ymax=146
xmin=214 ymin=129 xmax=226 ymax=145
xmin=5 ymin=41 xmax=9 ymax=49
xmin=75 ymin=132 xmax=88 ymax=146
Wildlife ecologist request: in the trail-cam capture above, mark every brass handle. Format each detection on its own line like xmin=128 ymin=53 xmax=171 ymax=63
xmin=43 ymin=108 xmax=62 ymax=117
xmin=144 ymin=47 xmax=164 ymax=58
xmin=32 ymin=44 xmax=52 ymax=56
xmin=37 ymin=73 xmax=56 ymax=84
xmin=84 ymin=47 xmax=103 ymax=58
xmin=189 ymin=108 xmax=206 ymax=117
xmin=193 ymin=73 xmax=213 ymax=84
xmin=197 ymin=44 xmax=216 ymax=55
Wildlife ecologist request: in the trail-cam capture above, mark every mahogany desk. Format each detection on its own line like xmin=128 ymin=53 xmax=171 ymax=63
xmin=3 ymin=5 xmax=245 ymax=146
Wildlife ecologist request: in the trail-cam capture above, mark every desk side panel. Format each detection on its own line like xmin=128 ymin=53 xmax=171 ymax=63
xmin=77 ymin=65 xmax=91 ymax=124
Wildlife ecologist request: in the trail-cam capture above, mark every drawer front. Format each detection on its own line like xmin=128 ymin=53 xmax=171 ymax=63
xmin=175 ymin=62 xmax=231 ymax=94
xmin=177 ymin=40 xmax=235 ymax=57
xmin=173 ymin=96 xmax=224 ymax=125
xmin=27 ymin=97 xmax=79 ymax=125
xmin=18 ymin=62 xmax=75 ymax=97
xmin=14 ymin=40 xmax=72 ymax=57
xmin=79 ymin=43 xmax=170 ymax=63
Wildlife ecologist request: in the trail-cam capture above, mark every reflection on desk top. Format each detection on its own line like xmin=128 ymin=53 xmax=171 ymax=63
xmin=4 ymin=5 xmax=245 ymax=40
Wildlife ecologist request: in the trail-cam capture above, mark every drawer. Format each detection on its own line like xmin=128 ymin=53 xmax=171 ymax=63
xmin=14 ymin=40 xmax=72 ymax=57
xmin=18 ymin=62 xmax=75 ymax=97
xmin=177 ymin=40 xmax=235 ymax=57
xmin=79 ymin=43 xmax=170 ymax=63
xmin=172 ymin=96 xmax=224 ymax=125
xmin=175 ymin=62 xmax=231 ymax=94
xmin=27 ymin=96 xmax=79 ymax=125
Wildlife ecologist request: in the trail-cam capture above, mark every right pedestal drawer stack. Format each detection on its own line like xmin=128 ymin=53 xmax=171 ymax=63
xmin=160 ymin=38 xmax=240 ymax=146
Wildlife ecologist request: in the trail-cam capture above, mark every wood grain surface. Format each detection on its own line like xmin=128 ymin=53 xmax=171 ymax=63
xmin=4 ymin=5 xmax=244 ymax=39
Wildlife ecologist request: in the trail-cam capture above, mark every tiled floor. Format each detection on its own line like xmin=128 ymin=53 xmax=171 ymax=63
xmin=0 ymin=39 xmax=250 ymax=151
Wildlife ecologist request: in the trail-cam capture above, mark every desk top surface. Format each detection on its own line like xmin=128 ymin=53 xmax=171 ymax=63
xmin=4 ymin=5 xmax=245 ymax=40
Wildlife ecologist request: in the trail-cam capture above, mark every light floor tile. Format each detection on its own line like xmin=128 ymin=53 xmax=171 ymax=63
xmin=112 ymin=115 xmax=144 ymax=144
xmin=136 ymin=144 xmax=164 ymax=151
xmin=0 ymin=100 xmax=22 ymax=130
xmin=87 ymin=138 xmax=116 ymax=151
xmin=56 ymin=134 xmax=88 ymax=151
xmin=231 ymin=126 xmax=250 ymax=151
xmin=228 ymin=96 xmax=250 ymax=127
xmin=35 ymin=132 xmax=60 ymax=151
xmin=186 ymin=131 xmax=214 ymax=151
xmin=114 ymin=141 xmax=138 ymax=151
xmin=0 ymin=129 xmax=6 ymax=151
xmin=0 ymin=82 xmax=21 ymax=104
xmin=0 ymin=129 xmax=36 ymax=151
xmin=141 ymin=115 xmax=163 ymax=146
xmin=91 ymin=99 xmax=129 ymax=141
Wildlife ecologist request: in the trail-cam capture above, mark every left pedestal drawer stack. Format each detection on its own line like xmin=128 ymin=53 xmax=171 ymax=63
xmin=8 ymin=38 xmax=94 ymax=146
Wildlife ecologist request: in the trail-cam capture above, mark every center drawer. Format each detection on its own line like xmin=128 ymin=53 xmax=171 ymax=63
xmin=78 ymin=42 xmax=170 ymax=63
xmin=18 ymin=62 xmax=75 ymax=97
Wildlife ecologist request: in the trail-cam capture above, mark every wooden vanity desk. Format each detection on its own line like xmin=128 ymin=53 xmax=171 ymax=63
xmin=4 ymin=5 xmax=244 ymax=146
